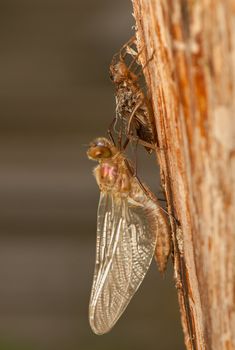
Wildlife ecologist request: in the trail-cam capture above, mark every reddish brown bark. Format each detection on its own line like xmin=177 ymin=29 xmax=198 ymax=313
xmin=132 ymin=1 xmax=235 ymax=349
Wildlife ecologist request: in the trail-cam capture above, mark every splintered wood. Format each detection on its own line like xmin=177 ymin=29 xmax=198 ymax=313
xmin=132 ymin=0 xmax=235 ymax=349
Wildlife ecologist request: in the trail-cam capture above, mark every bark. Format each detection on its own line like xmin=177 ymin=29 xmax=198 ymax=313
xmin=132 ymin=1 xmax=235 ymax=349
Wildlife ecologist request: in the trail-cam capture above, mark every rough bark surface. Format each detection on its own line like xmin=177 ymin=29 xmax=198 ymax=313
xmin=132 ymin=1 xmax=235 ymax=349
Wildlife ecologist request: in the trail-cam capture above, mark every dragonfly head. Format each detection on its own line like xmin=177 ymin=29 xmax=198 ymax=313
xmin=87 ymin=138 xmax=114 ymax=161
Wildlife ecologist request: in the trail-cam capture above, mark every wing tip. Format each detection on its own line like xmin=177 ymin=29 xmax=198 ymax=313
xmin=89 ymin=316 xmax=112 ymax=335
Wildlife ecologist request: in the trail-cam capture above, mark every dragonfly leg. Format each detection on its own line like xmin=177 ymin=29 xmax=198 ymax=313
xmin=127 ymin=100 xmax=143 ymax=136
xmin=137 ymin=50 xmax=155 ymax=77
xmin=128 ymin=46 xmax=143 ymax=72
xmin=122 ymin=137 xmax=130 ymax=151
xmin=107 ymin=117 xmax=117 ymax=146
xmin=119 ymin=36 xmax=136 ymax=61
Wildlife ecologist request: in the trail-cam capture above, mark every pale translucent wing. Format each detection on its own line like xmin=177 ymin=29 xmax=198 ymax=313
xmin=89 ymin=191 xmax=156 ymax=335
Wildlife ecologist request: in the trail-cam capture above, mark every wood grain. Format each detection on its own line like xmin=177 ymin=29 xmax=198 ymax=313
xmin=132 ymin=1 xmax=235 ymax=349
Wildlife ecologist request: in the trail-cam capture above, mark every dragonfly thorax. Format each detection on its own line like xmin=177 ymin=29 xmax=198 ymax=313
xmin=95 ymin=161 xmax=131 ymax=196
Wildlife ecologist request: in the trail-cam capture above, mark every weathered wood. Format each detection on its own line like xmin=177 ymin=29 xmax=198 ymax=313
xmin=132 ymin=1 xmax=235 ymax=349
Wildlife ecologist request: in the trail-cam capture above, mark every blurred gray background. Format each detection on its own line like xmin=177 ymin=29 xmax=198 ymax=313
xmin=0 ymin=1 xmax=184 ymax=349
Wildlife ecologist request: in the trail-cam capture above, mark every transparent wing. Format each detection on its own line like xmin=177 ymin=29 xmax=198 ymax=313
xmin=89 ymin=191 xmax=156 ymax=335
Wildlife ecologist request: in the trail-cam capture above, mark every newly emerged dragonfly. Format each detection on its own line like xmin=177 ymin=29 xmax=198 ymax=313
xmin=110 ymin=36 xmax=157 ymax=152
xmin=87 ymin=137 xmax=171 ymax=335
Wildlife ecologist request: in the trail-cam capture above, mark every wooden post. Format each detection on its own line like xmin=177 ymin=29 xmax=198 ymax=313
xmin=132 ymin=1 xmax=235 ymax=349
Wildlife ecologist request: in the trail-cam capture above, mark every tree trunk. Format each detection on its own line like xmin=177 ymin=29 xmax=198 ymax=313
xmin=132 ymin=1 xmax=235 ymax=349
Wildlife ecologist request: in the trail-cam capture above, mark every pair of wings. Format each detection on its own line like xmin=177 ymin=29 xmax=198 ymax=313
xmin=89 ymin=191 xmax=157 ymax=335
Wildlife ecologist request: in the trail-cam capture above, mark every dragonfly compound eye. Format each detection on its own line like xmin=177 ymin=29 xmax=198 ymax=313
xmin=87 ymin=145 xmax=112 ymax=160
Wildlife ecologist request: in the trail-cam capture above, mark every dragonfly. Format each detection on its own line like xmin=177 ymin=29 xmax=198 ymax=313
xmin=87 ymin=137 xmax=171 ymax=335
xmin=109 ymin=36 xmax=157 ymax=152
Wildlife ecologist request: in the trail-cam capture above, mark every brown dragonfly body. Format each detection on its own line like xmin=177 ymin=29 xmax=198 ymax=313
xmin=87 ymin=137 xmax=170 ymax=334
